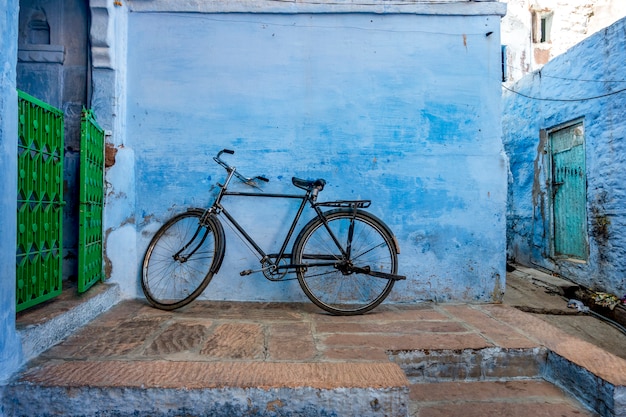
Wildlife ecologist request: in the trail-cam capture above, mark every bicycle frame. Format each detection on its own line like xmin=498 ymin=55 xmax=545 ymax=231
xmin=207 ymin=162 xmax=359 ymax=277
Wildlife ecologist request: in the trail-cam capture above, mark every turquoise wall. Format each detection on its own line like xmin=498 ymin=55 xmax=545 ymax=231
xmin=503 ymin=17 xmax=626 ymax=297
xmin=126 ymin=11 xmax=507 ymax=303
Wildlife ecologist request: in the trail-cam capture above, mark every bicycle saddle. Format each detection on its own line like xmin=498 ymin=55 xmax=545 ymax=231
xmin=292 ymin=177 xmax=326 ymax=191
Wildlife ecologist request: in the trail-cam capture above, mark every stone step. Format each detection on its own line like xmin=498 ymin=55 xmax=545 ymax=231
xmin=16 ymin=282 xmax=121 ymax=362
xmin=3 ymin=361 xmax=410 ymax=417
xmin=389 ymin=347 xmax=546 ymax=382
xmin=409 ymin=379 xmax=598 ymax=417
xmin=5 ymin=348 xmax=600 ymax=417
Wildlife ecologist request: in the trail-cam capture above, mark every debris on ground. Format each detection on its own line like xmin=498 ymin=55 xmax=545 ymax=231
xmin=593 ymin=292 xmax=620 ymax=310
xmin=567 ymin=299 xmax=589 ymax=313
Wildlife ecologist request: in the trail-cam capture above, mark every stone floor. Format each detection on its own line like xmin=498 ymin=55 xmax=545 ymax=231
xmin=6 ymin=269 xmax=626 ymax=416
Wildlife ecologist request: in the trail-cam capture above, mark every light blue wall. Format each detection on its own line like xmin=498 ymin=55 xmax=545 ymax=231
xmin=503 ymin=17 xmax=626 ymax=296
xmin=0 ymin=0 xmax=23 ymax=385
xmin=125 ymin=9 xmax=507 ymax=303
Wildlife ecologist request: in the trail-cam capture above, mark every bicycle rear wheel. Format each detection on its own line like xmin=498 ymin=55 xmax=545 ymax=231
xmin=292 ymin=209 xmax=398 ymax=315
xmin=142 ymin=209 xmax=224 ymax=310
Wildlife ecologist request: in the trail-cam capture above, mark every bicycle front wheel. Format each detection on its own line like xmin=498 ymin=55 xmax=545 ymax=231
xmin=142 ymin=209 xmax=224 ymax=310
xmin=292 ymin=209 xmax=398 ymax=315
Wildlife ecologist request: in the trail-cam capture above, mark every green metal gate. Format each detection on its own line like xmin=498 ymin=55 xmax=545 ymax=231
xmin=16 ymin=91 xmax=64 ymax=312
xmin=551 ymin=123 xmax=588 ymax=260
xmin=78 ymin=109 xmax=105 ymax=292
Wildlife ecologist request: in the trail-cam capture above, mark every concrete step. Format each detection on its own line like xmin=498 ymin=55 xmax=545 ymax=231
xmin=16 ymin=282 xmax=121 ymax=362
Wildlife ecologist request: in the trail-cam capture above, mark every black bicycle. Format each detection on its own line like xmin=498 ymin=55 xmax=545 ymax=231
xmin=141 ymin=149 xmax=405 ymax=315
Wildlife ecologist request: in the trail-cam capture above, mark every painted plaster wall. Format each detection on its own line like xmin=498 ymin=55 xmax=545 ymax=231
xmin=503 ymin=17 xmax=626 ymax=296
xmin=0 ymin=0 xmax=23 ymax=386
xmin=121 ymin=5 xmax=508 ymax=304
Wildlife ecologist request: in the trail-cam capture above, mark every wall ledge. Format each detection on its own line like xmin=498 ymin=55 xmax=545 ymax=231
xmin=127 ymin=0 xmax=507 ymax=16
xmin=17 ymin=44 xmax=64 ymax=63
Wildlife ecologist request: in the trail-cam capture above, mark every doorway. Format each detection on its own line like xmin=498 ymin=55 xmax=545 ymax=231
xmin=550 ymin=122 xmax=588 ymax=261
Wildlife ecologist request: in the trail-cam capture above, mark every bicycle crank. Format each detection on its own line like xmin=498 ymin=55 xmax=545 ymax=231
xmin=240 ymin=259 xmax=289 ymax=281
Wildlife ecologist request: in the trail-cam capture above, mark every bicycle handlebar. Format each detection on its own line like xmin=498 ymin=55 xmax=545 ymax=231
xmin=214 ymin=149 xmax=269 ymax=186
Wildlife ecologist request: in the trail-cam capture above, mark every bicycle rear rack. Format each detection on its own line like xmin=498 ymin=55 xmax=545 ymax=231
xmin=314 ymin=200 xmax=371 ymax=209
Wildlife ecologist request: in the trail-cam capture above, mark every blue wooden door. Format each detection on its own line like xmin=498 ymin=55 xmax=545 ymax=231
xmin=550 ymin=124 xmax=587 ymax=260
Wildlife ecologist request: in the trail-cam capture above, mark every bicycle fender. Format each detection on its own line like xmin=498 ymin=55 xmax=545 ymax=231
xmin=186 ymin=208 xmax=226 ymax=273
xmin=293 ymin=208 xmax=401 ymax=255
xmin=346 ymin=209 xmax=402 ymax=254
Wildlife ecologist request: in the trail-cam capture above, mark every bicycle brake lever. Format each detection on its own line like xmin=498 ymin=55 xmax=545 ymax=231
xmin=244 ymin=180 xmax=264 ymax=190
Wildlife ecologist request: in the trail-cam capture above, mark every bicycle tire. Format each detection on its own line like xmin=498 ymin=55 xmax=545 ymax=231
xmin=142 ymin=209 xmax=225 ymax=310
xmin=292 ymin=209 xmax=398 ymax=315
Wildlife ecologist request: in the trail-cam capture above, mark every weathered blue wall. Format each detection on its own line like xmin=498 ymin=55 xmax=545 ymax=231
xmin=121 ymin=5 xmax=507 ymax=303
xmin=503 ymin=17 xmax=626 ymax=296
xmin=0 ymin=0 xmax=23 ymax=385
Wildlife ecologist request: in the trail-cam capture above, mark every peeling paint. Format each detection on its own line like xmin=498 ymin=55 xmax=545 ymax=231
xmin=491 ymin=272 xmax=504 ymax=303
xmin=105 ymin=142 xmax=118 ymax=168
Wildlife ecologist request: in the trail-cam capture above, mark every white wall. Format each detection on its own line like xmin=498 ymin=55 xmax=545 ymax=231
xmin=501 ymin=0 xmax=626 ymax=82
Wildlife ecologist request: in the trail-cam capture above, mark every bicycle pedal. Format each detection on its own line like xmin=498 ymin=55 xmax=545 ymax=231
xmin=239 ymin=269 xmax=253 ymax=276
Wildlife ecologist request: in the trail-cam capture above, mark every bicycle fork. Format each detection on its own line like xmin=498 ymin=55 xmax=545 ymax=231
xmin=173 ymin=224 xmax=210 ymax=263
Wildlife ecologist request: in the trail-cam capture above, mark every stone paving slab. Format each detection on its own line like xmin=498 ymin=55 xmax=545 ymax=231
xmin=479 ymin=304 xmax=626 ymax=386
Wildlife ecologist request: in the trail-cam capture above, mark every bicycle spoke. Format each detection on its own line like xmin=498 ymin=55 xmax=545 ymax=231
xmin=294 ymin=210 xmax=398 ymax=315
xmin=142 ymin=211 xmax=223 ymax=310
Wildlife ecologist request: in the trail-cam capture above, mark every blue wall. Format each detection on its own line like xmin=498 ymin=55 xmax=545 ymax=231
xmin=503 ymin=17 xmax=626 ymax=297
xmin=124 ymin=9 xmax=507 ymax=303
xmin=0 ymin=0 xmax=23 ymax=384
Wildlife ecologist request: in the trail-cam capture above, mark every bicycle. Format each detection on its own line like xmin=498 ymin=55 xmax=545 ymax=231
xmin=141 ymin=149 xmax=406 ymax=315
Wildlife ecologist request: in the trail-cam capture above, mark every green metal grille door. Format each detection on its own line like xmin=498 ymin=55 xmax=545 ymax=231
xmin=16 ymin=91 xmax=64 ymax=312
xmin=551 ymin=123 xmax=588 ymax=260
xmin=78 ymin=109 xmax=105 ymax=293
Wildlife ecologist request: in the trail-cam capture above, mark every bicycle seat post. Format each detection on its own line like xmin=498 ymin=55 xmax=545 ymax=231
xmin=311 ymin=187 xmax=319 ymax=202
